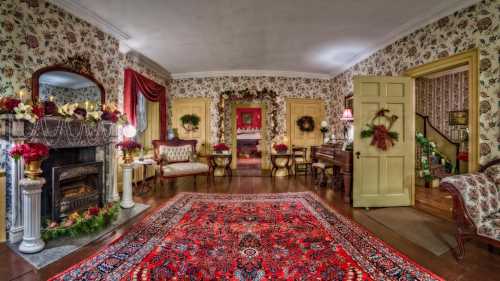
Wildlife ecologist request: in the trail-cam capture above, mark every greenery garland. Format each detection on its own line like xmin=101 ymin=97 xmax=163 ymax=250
xmin=42 ymin=203 xmax=119 ymax=241
xmin=415 ymin=132 xmax=453 ymax=182
xmin=296 ymin=116 xmax=315 ymax=132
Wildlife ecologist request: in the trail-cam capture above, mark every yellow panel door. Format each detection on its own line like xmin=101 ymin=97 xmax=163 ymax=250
xmin=171 ymin=98 xmax=210 ymax=155
xmin=353 ymin=76 xmax=415 ymax=208
xmin=287 ymin=99 xmax=325 ymax=154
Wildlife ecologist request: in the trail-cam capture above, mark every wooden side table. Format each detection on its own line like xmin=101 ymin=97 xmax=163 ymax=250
xmin=271 ymin=153 xmax=292 ymax=177
xmin=209 ymin=153 xmax=232 ymax=177
xmin=133 ymin=158 xmax=156 ymax=194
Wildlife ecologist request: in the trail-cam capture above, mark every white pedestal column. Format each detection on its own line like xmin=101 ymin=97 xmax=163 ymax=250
xmin=120 ymin=163 xmax=135 ymax=209
xmin=18 ymin=177 xmax=45 ymax=254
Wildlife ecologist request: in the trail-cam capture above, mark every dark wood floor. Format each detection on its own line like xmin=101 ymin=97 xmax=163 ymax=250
xmin=415 ymin=185 xmax=454 ymax=221
xmin=1 ymin=175 xmax=499 ymax=281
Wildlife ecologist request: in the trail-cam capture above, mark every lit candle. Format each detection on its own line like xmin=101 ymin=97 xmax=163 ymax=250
xmin=85 ymin=101 xmax=89 ymax=110
xmin=18 ymin=89 xmax=26 ymax=101
xmin=49 ymin=96 xmax=54 ymax=102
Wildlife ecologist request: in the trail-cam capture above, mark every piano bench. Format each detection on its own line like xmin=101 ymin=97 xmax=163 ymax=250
xmin=312 ymin=162 xmax=333 ymax=186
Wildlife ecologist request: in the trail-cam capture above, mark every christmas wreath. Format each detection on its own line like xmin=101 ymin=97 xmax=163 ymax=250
xmin=360 ymin=109 xmax=399 ymax=151
xmin=296 ymin=116 xmax=315 ymax=132
xmin=180 ymin=114 xmax=200 ymax=132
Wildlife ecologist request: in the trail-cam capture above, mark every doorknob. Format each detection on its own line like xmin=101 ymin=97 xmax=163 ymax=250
xmin=355 ymin=151 xmax=360 ymax=159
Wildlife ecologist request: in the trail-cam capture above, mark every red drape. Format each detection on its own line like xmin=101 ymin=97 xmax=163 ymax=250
xmin=236 ymin=108 xmax=261 ymax=129
xmin=123 ymin=68 xmax=167 ymax=141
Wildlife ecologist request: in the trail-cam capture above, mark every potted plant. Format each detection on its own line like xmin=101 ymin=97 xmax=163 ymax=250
xmin=273 ymin=143 xmax=288 ymax=154
xmin=116 ymin=139 xmax=142 ymax=164
xmin=180 ymin=114 xmax=200 ymax=132
xmin=213 ymin=143 xmax=230 ymax=154
xmin=10 ymin=142 xmax=49 ymax=179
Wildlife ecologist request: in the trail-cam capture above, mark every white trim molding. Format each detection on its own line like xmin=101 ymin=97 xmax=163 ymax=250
xmin=48 ymin=0 xmax=130 ymax=41
xmin=330 ymin=0 xmax=481 ymax=78
xmin=172 ymin=70 xmax=331 ymax=80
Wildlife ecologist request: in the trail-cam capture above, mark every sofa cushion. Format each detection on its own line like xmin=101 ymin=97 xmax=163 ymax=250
xmin=159 ymin=145 xmax=192 ymax=162
xmin=161 ymin=162 xmax=209 ymax=177
xmin=476 ymin=215 xmax=500 ymax=241
xmin=484 ymin=164 xmax=500 ymax=187
xmin=442 ymin=173 xmax=499 ymax=225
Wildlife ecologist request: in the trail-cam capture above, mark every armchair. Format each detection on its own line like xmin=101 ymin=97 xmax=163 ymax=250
xmin=152 ymin=138 xmax=210 ymax=187
xmin=440 ymin=158 xmax=500 ymax=259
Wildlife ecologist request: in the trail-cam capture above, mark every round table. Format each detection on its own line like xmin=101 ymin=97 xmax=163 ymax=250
xmin=209 ymin=153 xmax=232 ymax=177
xmin=271 ymin=153 xmax=292 ymax=177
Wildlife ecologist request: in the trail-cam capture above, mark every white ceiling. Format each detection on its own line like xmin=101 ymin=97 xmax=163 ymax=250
xmin=54 ymin=0 xmax=478 ymax=78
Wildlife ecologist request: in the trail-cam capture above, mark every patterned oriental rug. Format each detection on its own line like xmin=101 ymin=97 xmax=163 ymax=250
xmin=49 ymin=192 xmax=444 ymax=281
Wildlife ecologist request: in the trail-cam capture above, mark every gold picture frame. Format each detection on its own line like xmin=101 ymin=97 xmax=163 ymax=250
xmin=449 ymin=110 xmax=468 ymax=126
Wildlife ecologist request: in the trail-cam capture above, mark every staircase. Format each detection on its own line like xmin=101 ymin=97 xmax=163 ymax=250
xmin=415 ymin=113 xmax=460 ymax=187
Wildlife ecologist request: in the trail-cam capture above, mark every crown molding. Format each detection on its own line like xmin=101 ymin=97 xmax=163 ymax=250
xmin=330 ymin=0 xmax=481 ymax=78
xmin=48 ymin=0 xmax=130 ymax=41
xmin=172 ymin=70 xmax=331 ymax=80
xmin=127 ymin=51 xmax=171 ymax=80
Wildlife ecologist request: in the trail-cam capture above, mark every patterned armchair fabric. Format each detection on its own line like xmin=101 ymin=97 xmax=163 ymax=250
xmin=442 ymin=166 xmax=500 ymax=241
xmin=159 ymin=144 xmax=193 ymax=163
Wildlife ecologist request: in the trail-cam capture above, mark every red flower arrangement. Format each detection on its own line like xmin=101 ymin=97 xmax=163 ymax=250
xmin=32 ymin=104 xmax=45 ymax=119
xmin=42 ymin=101 xmax=58 ymax=115
xmin=116 ymin=139 xmax=142 ymax=152
xmin=9 ymin=143 xmax=49 ymax=163
xmin=73 ymin=107 xmax=87 ymax=119
xmin=213 ymin=143 xmax=229 ymax=153
xmin=273 ymin=143 xmax=288 ymax=153
xmin=101 ymin=110 xmax=120 ymax=123
xmin=0 ymin=97 xmax=21 ymax=113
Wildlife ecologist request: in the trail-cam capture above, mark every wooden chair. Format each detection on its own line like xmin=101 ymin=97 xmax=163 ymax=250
xmin=440 ymin=158 xmax=500 ymax=260
xmin=291 ymin=146 xmax=311 ymax=177
xmin=152 ymin=138 xmax=210 ymax=187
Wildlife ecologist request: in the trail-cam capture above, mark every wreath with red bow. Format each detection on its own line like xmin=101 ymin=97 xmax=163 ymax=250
xmin=360 ymin=109 xmax=399 ymax=151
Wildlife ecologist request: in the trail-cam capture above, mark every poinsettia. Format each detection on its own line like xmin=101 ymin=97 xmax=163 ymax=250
xmin=32 ymin=104 xmax=45 ymax=119
xmin=213 ymin=143 xmax=229 ymax=152
xmin=273 ymin=143 xmax=288 ymax=153
xmin=9 ymin=143 xmax=49 ymax=163
xmin=116 ymin=139 xmax=142 ymax=152
xmin=0 ymin=97 xmax=21 ymax=113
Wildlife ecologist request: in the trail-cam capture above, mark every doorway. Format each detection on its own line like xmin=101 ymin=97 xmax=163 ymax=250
xmin=231 ymin=103 xmax=270 ymax=176
xmin=406 ymin=49 xmax=479 ymax=220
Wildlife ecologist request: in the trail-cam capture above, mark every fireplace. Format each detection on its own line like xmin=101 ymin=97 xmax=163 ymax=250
xmin=41 ymin=147 xmax=105 ymax=222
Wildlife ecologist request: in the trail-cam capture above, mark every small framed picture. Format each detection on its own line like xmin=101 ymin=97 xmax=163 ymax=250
xmin=449 ymin=111 xmax=468 ymax=126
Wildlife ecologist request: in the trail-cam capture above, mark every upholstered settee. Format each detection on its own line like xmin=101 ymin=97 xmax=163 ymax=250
xmin=440 ymin=159 xmax=500 ymax=259
xmin=152 ymin=139 xmax=210 ymax=186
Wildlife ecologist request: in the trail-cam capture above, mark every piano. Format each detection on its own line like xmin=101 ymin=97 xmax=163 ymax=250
xmin=311 ymin=144 xmax=353 ymax=204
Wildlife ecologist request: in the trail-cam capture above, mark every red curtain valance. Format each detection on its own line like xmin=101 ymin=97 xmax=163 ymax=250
xmin=123 ymin=68 xmax=167 ymax=141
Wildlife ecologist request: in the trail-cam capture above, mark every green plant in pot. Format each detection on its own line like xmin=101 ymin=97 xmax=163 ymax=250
xmin=180 ymin=114 xmax=200 ymax=132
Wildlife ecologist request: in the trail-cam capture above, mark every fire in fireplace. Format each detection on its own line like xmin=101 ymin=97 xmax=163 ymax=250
xmin=52 ymin=162 xmax=104 ymax=220
xmin=41 ymin=147 xmax=105 ymax=222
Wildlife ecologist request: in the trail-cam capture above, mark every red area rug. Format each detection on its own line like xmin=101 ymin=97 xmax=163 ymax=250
xmin=49 ymin=192 xmax=444 ymax=281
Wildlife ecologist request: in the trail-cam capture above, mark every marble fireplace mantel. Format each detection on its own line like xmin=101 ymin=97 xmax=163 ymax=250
xmin=0 ymin=115 xmax=119 ymax=243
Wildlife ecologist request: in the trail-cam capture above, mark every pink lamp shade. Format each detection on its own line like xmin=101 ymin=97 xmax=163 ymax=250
xmin=340 ymin=108 xmax=353 ymax=121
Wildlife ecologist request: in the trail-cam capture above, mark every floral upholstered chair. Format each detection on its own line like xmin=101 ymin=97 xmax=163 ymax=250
xmin=152 ymin=139 xmax=210 ymax=186
xmin=440 ymin=159 xmax=500 ymax=259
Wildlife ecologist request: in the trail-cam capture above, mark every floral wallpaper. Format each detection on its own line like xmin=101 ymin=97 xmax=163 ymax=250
xmin=39 ymin=83 xmax=102 ymax=106
xmin=0 ymin=0 xmax=169 ymax=104
xmin=331 ymin=0 xmax=499 ymax=164
xmin=170 ymin=76 xmax=341 ymax=144
xmin=416 ymin=71 xmax=469 ymax=141
xmin=0 ymin=0 xmax=169 ymax=236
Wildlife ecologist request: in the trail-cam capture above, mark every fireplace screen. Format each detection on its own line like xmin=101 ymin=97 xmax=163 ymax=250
xmin=51 ymin=162 xmax=104 ymax=221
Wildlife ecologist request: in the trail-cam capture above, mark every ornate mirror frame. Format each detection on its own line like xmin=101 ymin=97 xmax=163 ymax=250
xmin=31 ymin=56 xmax=106 ymax=105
